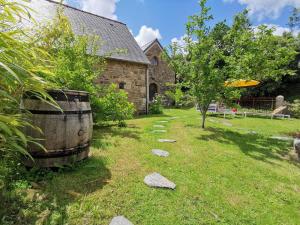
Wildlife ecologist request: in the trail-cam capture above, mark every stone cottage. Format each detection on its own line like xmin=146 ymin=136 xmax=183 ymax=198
xmin=29 ymin=0 xmax=175 ymax=113
xmin=142 ymin=39 xmax=176 ymax=102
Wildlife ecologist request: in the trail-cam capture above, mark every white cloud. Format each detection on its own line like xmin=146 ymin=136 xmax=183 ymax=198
xmin=25 ymin=0 xmax=119 ymax=21
xmin=80 ymin=0 xmax=119 ymax=20
xmin=135 ymin=25 xmax=162 ymax=47
xmin=254 ymin=24 xmax=300 ymax=36
xmin=171 ymin=35 xmax=188 ymax=48
xmin=224 ymin=0 xmax=300 ymax=20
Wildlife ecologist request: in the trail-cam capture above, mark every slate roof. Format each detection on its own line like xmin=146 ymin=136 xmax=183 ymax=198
xmin=29 ymin=0 xmax=150 ymax=65
xmin=141 ymin=39 xmax=164 ymax=53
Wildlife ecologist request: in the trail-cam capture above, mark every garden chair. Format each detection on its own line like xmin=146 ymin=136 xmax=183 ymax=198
xmin=218 ymin=106 xmax=237 ymax=118
xmin=271 ymin=106 xmax=291 ymax=119
xmin=207 ymin=103 xmax=218 ymax=113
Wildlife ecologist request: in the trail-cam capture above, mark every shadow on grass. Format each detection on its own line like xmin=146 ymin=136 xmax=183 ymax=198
xmin=92 ymin=125 xmax=142 ymax=150
xmin=134 ymin=113 xmax=172 ymax=120
xmin=1 ymin=156 xmax=111 ymax=224
xmin=197 ymin=127 xmax=293 ymax=165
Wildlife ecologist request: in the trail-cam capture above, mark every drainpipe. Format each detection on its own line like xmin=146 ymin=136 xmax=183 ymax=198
xmin=146 ymin=66 xmax=149 ymax=114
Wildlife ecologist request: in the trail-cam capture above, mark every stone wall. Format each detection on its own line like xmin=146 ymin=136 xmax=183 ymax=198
xmin=145 ymin=42 xmax=175 ymax=100
xmin=96 ymin=59 xmax=148 ymax=113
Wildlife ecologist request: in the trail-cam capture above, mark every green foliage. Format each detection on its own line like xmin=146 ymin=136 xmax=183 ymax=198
xmin=149 ymin=94 xmax=164 ymax=114
xmin=97 ymin=84 xmax=135 ymax=126
xmin=165 ymin=87 xmax=184 ymax=107
xmin=35 ymin=8 xmax=106 ymax=121
xmin=168 ymin=0 xmax=297 ymax=128
xmin=36 ymin=9 xmax=105 ymax=91
xmin=165 ymin=86 xmax=194 ymax=108
xmin=243 ymin=32 xmax=300 ymax=99
xmin=163 ymin=42 xmax=189 ymax=84
xmin=290 ymin=99 xmax=300 ymax=118
xmin=0 ymin=0 xmax=54 ymax=159
xmin=0 ymin=0 xmax=57 ymax=208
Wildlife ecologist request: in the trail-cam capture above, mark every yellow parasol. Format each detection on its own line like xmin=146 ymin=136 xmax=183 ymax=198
xmin=224 ymin=80 xmax=260 ymax=88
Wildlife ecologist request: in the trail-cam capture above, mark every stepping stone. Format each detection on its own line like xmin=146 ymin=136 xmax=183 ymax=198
xmin=158 ymin=139 xmax=176 ymax=143
xmin=169 ymin=117 xmax=179 ymax=120
xmin=208 ymin=119 xmax=217 ymax=123
xmin=222 ymin=121 xmax=233 ymax=127
xmin=152 ymin=130 xmax=167 ymax=133
xmin=109 ymin=216 xmax=133 ymax=225
xmin=157 ymin=121 xmax=168 ymax=123
xmin=153 ymin=125 xmax=165 ymax=128
xmin=152 ymin=149 xmax=169 ymax=157
xmin=271 ymin=136 xmax=294 ymax=142
xmin=144 ymin=172 xmax=176 ymax=189
xmin=248 ymin=131 xmax=257 ymax=135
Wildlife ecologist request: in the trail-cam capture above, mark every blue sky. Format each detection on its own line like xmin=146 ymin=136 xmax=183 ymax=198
xmin=64 ymin=0 xmax=300 ymax=47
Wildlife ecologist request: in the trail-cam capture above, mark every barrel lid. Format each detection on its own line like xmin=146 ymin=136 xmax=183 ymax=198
xmin=47 ymin=89 xmax=89 ymax=96
xmin=23 ymin=89 xmax=90 ymax=102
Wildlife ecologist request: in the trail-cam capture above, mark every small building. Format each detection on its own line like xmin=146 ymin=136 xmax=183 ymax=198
xmin=142 ymin=39 xmax=176 ymax=103
xmin=28 ymin=0 xmax=175 ymax=113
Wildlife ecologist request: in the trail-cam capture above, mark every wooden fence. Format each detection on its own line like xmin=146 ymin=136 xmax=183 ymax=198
xmin=237 ymin=97 xmax=276 ymax=111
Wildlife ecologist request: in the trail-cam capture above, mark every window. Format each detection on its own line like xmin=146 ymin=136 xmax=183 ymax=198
xmin=119 ymin=82 xmax=126 ymax=89
xmin=151 ymin=56 xmax=158 ymax=66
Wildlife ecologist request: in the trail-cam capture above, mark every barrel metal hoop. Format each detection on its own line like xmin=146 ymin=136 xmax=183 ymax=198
xmin=27 ymin=110 xmax=92 ymax=115
xmin=30 ymin=143 xmax=90 ymax=159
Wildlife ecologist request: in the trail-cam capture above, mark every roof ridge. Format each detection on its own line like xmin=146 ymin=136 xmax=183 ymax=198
xmin=44 ymin=0 xmax=126 ymax=25
xmin=141 ymin=38 xmax=157 ymax=48
xmin=142 ymin=38 xmax=164 ymax=52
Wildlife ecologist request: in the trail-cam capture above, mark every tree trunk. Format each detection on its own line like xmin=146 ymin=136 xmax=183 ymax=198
xmin=201 ymin=110 xmax=207 ymax=129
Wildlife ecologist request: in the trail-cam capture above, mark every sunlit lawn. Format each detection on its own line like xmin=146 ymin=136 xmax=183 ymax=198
xmin=4 ymin=108 xmax=300 ymax=225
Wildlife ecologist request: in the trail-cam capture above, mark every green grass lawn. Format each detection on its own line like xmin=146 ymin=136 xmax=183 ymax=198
xmin=3 ymin=108 xmax=300 ymax=225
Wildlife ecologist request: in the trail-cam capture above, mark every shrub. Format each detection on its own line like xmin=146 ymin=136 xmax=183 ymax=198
xmin=290 ymin=99 xmax=300 ymax=118
xmin=181 ymin=94 xmax=195 ymax=108
xmin=166 ymin=87 xmax=184 ymax=107
xmin=97 ymin=84 xmax=135 ymax=126
xmin=149 ymin=94 xmax=164 ymax=114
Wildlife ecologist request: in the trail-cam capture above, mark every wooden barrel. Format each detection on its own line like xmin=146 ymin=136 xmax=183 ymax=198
xmin=22 ymin=90 xmax=93 ymax=167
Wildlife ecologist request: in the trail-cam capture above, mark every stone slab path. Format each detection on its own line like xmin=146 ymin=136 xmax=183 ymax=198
xmin=109 ymin=216 xmax=133 ymax=225
xmin=158 ymin=139 xmax=176 ymax=143
xmin=222 ymin=121 xmax=233 ymax=127
xmin=152 ymin=149 xmax=169 ymax=157
xmin=153 ymin=125 xmax=165 ymax=128
xmin=144 ymin=172 xmax=176 ymax=189
xmin=152 ymin=130 xmax=167 ymax=133
xmin=157 ymin=121 xmax=168 ymax=123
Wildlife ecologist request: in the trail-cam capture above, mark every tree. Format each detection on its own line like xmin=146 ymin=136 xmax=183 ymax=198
xmin=34 ymin=8 xmax=106 ymax=117
xmin=171 ymin=0 xmax=297 ymax=128
xmin=242 ymin=10 xmax=300 ymax=100
xmin=288 ymin=8 xmax=300 ymax=31
xmin=183 ymin=0 xmax=240 ymax=128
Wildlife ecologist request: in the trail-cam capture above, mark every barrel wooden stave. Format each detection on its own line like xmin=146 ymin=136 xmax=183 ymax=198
xmin=23 ymin=90 xmax=93 ymax=167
